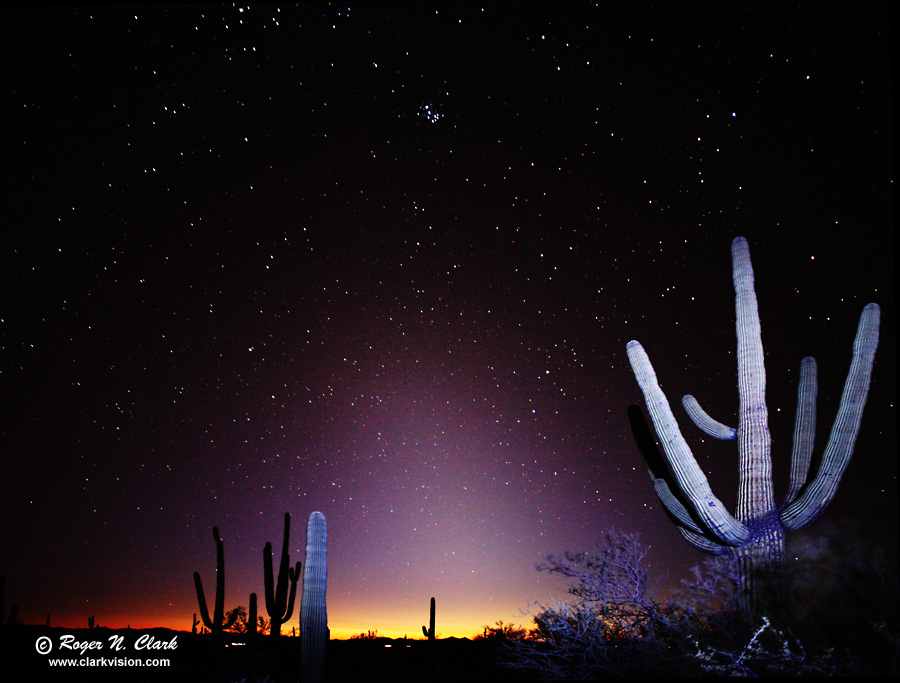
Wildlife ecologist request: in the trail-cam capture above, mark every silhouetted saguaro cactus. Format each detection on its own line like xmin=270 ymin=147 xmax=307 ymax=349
xmin=1 ymin=576 xmax=18 ymax=628
xmin=248 ymin=592 xmax=257 ymax=637
xmin=191 ymin=613 xmax=199 ymax=635
xmin=193 ymin=526 xmax=239 ymax=636
xmin=301 ymin=511 xmax=328 ymax=683
xmin=264 ymin=512 xmax=301 ymax=637
xmin=627 ymin=236 xmax=880 ymax=618
xmin=422 ymin=597 xmax=435 ymax=641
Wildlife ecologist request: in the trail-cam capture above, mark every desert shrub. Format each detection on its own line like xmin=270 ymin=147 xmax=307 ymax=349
xmin=495 ymin=527 xmax=898 ymax=679
xmin=494 ymin=530 xmax=697 ymax=679
xmin=224 ymin=605 xmax=270 ymax=636
xmin=476 ymin=621 xmax=529 ymax=643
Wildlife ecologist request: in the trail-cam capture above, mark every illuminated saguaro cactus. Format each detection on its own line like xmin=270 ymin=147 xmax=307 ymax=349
xmin=301 ymin=511 xmax=328 ymax=683
xmin=626 ymin=236 xmax=880 ymax=617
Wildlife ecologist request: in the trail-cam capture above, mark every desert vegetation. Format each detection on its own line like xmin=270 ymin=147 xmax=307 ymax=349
xmin=478 ymin=236 xmax=895 ymax=679
xmin=484 ymin=527 xmax=899 ymax=679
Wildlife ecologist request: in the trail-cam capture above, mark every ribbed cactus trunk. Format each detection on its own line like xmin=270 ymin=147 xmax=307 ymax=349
xmin=626 ymin=236 xmax=880 ymax=621
xmin=731 ymin=517 xmax=785 ymax=619
xmin=730 ymin=237 xmax=785 ymax=617
xmin=301 ymin=511 xmax=328 ymax=683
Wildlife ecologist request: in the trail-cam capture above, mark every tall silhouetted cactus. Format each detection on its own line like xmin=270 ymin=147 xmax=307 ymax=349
xmin=193 ymin=526 xmax=239 ymax=636
xmin=301 ymin=511 xmax=328 ymax=683
xmin=422 ymin=597 xmax=436 ymax=641
xmin=264 ymin=512 xmax=301 ymax=637
xmin=1 ymin=575 xmax=18 ymax=627
xmin=627 ymin=236 xmax=880 ymax=618
xmin=248 ymin=592 xmax=258 ymax=637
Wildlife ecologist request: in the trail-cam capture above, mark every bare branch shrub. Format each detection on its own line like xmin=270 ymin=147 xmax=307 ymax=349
xmin=493 ymin=528 xmax=895 ymax=679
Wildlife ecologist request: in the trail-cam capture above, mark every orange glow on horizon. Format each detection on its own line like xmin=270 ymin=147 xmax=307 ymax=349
xmin=24 ymin=608 xmax=518 ymax=641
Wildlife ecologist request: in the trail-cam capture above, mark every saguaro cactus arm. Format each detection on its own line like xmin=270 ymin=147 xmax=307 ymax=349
xmin=627 ymin=403 xmax=730 ymax=554
xmin=652 ymin=478 xmax=732 ymax=554
xmin=193 ymin=572 xmax=213 ymax=629
xmin=627 ymin=340 xmax=750 ymax=546
xmin=682 ymin=395 xmax=737 ymax=440
xmin=284 ymin=563 xmax=300 ymax=619
xmin=780 ymin=303 xmax=880 ymax=530
xmin=782 ymin=356 xmax=818 ymax=507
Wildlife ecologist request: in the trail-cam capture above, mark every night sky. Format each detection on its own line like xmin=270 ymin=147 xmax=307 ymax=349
xmin=3 ymin=3 xmax=895 ymax=639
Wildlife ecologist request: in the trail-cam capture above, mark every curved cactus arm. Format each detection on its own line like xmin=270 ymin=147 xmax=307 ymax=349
xmin=283 ymin=561 xmax=301 ymax=622
xmin=676 ymin=526 xmax=730 ymax=555
xmin=651 ymin=478 xmax=705 ymax=535
xmin=627 ymin=340 xmax=749 ymax=546
xmin=781 ymin=356 xmax=818 ymax=508
xmin=629 ymin=404 xmax=719 ymax=541
xmin=193 ymin=572 xmax=214 ymax=630
xmin=682 ymin=395 xmax=737 ymax=440
xmin=652 ymin=479 xmax=729 ymax=555
xmin=780 ymin=303 xmax=880 ymax=531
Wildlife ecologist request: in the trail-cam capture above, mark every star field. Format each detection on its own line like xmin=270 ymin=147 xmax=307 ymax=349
xmin=2 ymin=3 xmax=895 ymax=638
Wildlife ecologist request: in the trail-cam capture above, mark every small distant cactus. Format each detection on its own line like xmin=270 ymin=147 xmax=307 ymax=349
xmin=193 ymin=526 xmax=239 ymax=636
xmin=301 ymin=511 xmax=328 ymax=683
xmin=191 ymin=613 xmax=199 ymax=635
xmin=422 ymin=597 xmax=436 ymax=641
xmin=88 ymin=615 xmax=95 ymax=629
xmin=1 ymin=577 xmax=18 ymax=627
